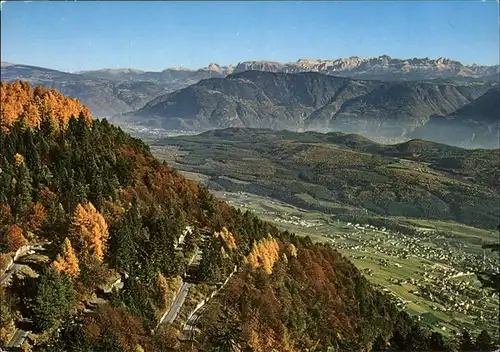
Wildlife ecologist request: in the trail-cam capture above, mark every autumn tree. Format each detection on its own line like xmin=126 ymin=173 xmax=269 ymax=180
xmin=0 ymin=81 xmax=91 ymax=133
xmin=69 ymin=202 xmax=109 ymax=263
xmin=53 ymin=238 xmax=80 ymax=278
xmin=26 ymin=202 xmax=47 ymax=233
xmin=2 ymin=224 xmax=28 ymax=252
xmin=214 ymin=226 xmax=237 ymax=251
xmin=287 ymin=243 xmax=298 ymax=258
xmin=246 ymin=235 xmax=280 ymax=274
xmin=154 ymin=272 xmax=170 ymax=311
xmin=0 ymin=288 xmax=17 ymax=344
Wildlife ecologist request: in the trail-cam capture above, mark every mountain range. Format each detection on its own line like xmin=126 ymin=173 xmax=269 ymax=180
xmin=78 ymin=55 xmax=500 ymax=82
xmin=2 ymin=57 xmax=498 ymax=148
xmin=2 ymin=56 xmax=498 ymax=116
xmin=125 ymin=70 xmax=498 ymax=148
xmin=0 ymin=62 xmax=174 ymax=117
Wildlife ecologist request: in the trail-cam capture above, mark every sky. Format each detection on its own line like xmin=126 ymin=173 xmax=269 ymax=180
xmin=1 ymin=1 xmax=499 ymax=72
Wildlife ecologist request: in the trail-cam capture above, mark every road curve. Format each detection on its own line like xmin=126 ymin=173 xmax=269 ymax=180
xmin=0 ymin=263 xmax=23 ymax=286
xmin=2 ymin=244 xmax=47 ymax=348
xmin=181 ymin=265 xmax=238 ymax=341
xmin=161 ymin=282 xmax=193 ymax=325
xmin=5 ymin=329 xmax=29 ymax=348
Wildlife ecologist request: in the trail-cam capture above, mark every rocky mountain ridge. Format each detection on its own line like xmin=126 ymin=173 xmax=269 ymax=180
xmin=74 ymin=55 xmax=499 ymax=82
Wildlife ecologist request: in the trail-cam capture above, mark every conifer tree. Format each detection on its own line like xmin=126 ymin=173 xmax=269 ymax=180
xmin=53 ymin=238 xmax=80 ymax=278
xmin=30 ymin=267 xmax=76 ymax=331
xmin=70 ymin=202 xmax=109 ymax=263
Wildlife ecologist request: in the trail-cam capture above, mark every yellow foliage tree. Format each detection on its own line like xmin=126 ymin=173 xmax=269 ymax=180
xmin=287 ymin=243 xmax=298 ymax=258
xmin=155 ymin=272 xmax=170 ymax=310
xmin=0 ymin=81 xmax=92 ymax=133
xmin=247 ymin=241 xmax=260 ymax=270
xmin=246 ymin=236 xmax=280 ymax=274
xmin=13 ymin=153 xmax=24 ymax=166
xmin=213 ymin=226 xmax=237 ymax=250
xmin=53 ymin=238 xmax=80 ymax=278
xmin=70 ymin=202 xmax=109 ymax=263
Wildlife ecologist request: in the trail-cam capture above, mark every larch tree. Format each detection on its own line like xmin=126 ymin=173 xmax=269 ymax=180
xmin=53 ymin=237 xmax=80 ymax=278
xmin=246 ymin=236 xmax=280 ymax=274
xmin=26 ymin=202 xmax=48 ymax=233
xmin=287 ymin=243 xmax=298 ymax=258
xmin=214 ymin=226 xmax=237 ymax=251
xmin=70 ymin=202 xmax=109 ymax=263
xmin=5 ymin=224 xmax=27 ymax=252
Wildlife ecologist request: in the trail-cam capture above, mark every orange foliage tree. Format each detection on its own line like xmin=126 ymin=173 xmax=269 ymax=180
xmin=5 ymin=224 xmax=28 ymax=252
xmin=69 ymin=202 xmax=109 ymax=263
xmin=82 ymin=304 xmax=152 ymax=352
xmin=26 ymin=202 xmax=47 ymax=233
xmin=0 ymin=81 xmax=92 ymax=133
xmin=53 ymin=238 xmax=80 ymax=278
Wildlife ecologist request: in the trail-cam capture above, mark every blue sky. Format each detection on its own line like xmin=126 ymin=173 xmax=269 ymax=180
xmin=1 ymin=1 xmax=498 ymax=72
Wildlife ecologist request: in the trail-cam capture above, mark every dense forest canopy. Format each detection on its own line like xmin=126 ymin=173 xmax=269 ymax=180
xmin=0 ymin=82 xmax=496 ymax=351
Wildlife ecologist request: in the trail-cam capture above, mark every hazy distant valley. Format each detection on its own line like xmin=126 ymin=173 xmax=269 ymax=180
xmin=124 ymin=71 xmax=498 ymax=148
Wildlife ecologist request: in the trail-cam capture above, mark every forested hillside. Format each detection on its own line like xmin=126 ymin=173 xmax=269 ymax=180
xmin=153 ymin=128 xmax=500 ymax=230
xmin=0 ymin=82 xmax=492 ymax=351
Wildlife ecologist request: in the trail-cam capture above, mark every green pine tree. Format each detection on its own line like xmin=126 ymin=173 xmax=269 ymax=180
xmin=30 ymin=267 xmax=76 ymax=331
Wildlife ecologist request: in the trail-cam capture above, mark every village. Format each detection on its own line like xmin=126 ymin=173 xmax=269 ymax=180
xmin=308 ymin=220 xmax=498 ymax=338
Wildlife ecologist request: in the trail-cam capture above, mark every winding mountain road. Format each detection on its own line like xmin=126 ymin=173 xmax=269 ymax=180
xmin=181 ymin=265 xmax=238 ymax=341
xmin=154 ymin=248 xmax=202 ymax=332
xmin=2 ymin=244 xmax=47 ymax=349
xmin=0 ymin=263 xmax=23 ymax=286
xmin=5 ymin=330 xmax=29 ymax=349
xmin=161 ymin=282 xmax=193 ymax=325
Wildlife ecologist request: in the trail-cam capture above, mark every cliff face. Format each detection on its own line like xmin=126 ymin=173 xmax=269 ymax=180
xmin=232 ymin=56 xmax=499 ymax=80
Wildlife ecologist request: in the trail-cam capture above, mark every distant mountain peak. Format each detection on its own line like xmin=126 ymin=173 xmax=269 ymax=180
xmin=76 ymin=68 xmax=146 ymax=75
xmin=206 ymin=63 xmax=224 ymax=74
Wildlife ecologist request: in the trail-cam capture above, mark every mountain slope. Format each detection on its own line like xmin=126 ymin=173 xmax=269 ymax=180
xmin=0 ymin=82 xmax=458 ymax=351
xmin=153 ymin=128 xmax=500 ymax=230
xmin=409 ymin=87 xmax=500 ymax=148
xmin=0 ymin=63 xmax=174 ymax=117
xmin=127 ymin=70 xmax=493 ymax=145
